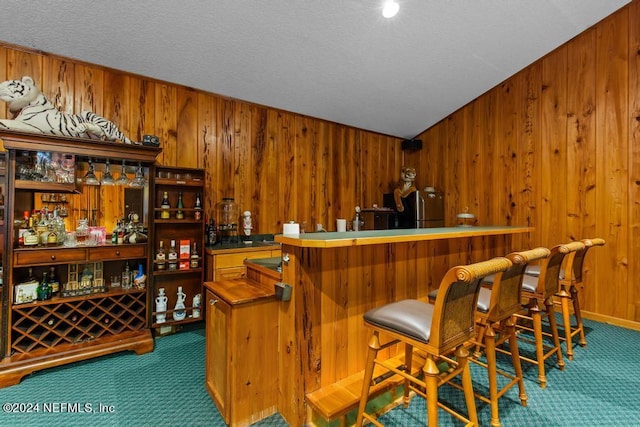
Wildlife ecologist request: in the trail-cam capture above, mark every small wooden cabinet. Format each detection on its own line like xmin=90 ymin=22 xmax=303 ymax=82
xmin=150 ymin=166 xmax=205 ymax=333
xmin=205 ymin=278 xmax=278 ymax=426
xmin=205 ymin=246 xmax=281 ymax=282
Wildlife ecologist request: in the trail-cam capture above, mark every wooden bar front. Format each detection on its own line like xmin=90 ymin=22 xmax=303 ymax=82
xmin=274 ymin=226 xmax=532 ymax=425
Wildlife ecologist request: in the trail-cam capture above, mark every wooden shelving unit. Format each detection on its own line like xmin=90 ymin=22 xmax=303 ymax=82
xmin=150 ymin=166 xmax=205 ymax=334
xmin=0 ymin=130 xmax=160 ymax=388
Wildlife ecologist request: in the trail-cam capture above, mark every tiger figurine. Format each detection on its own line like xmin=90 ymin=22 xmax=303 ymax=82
xmin=0 ymin=76 xmax=137 ymax=144
xmin=393 ymin=166 xmax=418 ymax=212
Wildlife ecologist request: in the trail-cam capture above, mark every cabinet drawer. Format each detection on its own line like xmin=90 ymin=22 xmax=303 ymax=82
xmin=88 ymin=245 xmax=147 ymax=261
xmin=214 ymin=267 xmax=247 ymax=281
xmin=214 ymin=251 xmax=275 ymax=269
xmin=14 ymin=248 xmax=86 ymax=266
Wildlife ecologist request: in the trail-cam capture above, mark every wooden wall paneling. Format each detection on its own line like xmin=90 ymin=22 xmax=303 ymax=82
xmin=176 ymin=86 xmax=198 ymax=168
xmin=313 ymin=120 xmax=330 ymax=229
xmin=320 ymin=247 xmax=349 ymax=386
xmin=565 ymin=30 xmax=598 ymax=313
xmin=198 ymin=92 xmax=216 ymax=215
xmin=332 ymin=126 xmax=356 ymax=221
xmin=483 ymin=89 xmax=499 ymax=227
xmin=358 ymin=131 xmax=372 ymax=209
xmin=129 ymin=78 xmax=156 ymax=143
xmin=629 ymin=0 xmax=640 ymax=321
xmin=566 ymin=30 xmax=597 ymax=243
xmin=249 ymin=105 xmax=268 ymax=232
xmin=499 ymin=79 xmax=518 ymax=229
xmin=595 ymin=10 xmax=629 ymax=319
xmin=540 ymin=46 xmax=568 ymax=247
xmin=74 ymin=64 xmax=103 ymax=116
xmin=294 ymin=116 xmax=315 ymax=230
xmin=346 ymin=245 xmax=369 ymax=373
xmin=515 ymin=63 xmax=542 ymax=250
xmin=154 ymin=83 xmax=177 ymax=166
xmin=260 ymin=110 xmax=284 ymax=233
xmin=103 ymin=72 xmax=131 ymax=142
xmin=231 ymin=101 xmax=250 ymax=217
xmin=445 ymin=113 xmax=463 ymax=221
xmin=42 ymin=57 xmax=74 ymax=115
xmin=277 ymin=111 xmax=295 ymax=226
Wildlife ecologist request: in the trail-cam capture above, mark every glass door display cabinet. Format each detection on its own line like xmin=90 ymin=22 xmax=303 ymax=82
xmin=150 ymin=166 xmax=205 ymax=335
xmin=0 ymin=130 xmax=161 ymax=388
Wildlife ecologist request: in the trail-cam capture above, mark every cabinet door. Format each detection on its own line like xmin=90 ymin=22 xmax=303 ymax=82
xmin=205 ymin=289 xmax=230 ymax=424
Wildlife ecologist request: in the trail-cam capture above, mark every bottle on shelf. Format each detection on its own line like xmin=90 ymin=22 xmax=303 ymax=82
xmin=49 ymin=266 xmax=60 ymax=296
xmin=37 ymin=271 xmax=49 ymax=301
xmin=192 ymin=293 xmax=202 ymax=318
xmin=176 ymin=192 xmax=185 ymax=220
xmin=155 ymin=288 xmax=168 ymax=324
xmin=134 ymin=263 xmax=146 ymax=289
xmin=194 ymin=192 xmax=202 ymax=220
xmin=76 ymin=218 xmax=89 ymax=245
xmin=155 ymin=240 xmax=166 ymax=270
xmin=208 ymin=218 xmax=217 ymax=246
xmin=168 ymin=240 xmax=178 ymax=271
xmin=173 ymin=286 xmax=187 ymax=321
xmin=121 ymin=262 xmax=132 ymax=289
xmin=160 ymin=191 xmax=171 ymax=219
xmin=190 ymin=242 xmax=199 ymax=268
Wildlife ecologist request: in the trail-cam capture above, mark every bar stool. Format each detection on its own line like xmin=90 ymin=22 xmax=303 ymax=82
xmin=470 ymin=247 xmax=550 ymax=427
xmin=514 ymin=241 xmax=585 ymax=388
xmin=557 ymin=238 xmax=605 ymax=358
xmin=355 ymin=257 xmax=512 ymax=427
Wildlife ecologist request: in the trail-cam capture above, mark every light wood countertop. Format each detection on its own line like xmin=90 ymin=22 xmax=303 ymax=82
xmin=274 ymin=225 xmax=533 ymax=248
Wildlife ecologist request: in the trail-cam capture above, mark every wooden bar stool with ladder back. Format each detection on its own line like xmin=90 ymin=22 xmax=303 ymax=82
xmin=468 ymin=247 xmax=550 ymax=427
xmin=428 ymin=247 xmax=551 ymax=427
xmin=512 ymin=241 xmax=585 ymax=388
xmin=522 ymin=238 xmax=605 ymax=360
xmin=355 ymin=257 xmax=513 ymax=427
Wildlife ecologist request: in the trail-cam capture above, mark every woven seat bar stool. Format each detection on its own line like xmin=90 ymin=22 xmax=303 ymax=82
xmin=469 ymin=247 xmax=550 ymax=427
xmin=514 ymin=241 xmax=585 ymax=388
xmin=555 ymin=238 xmax=605 ymax=359
xmin=355 ymin=257 xmax=513 ymax=427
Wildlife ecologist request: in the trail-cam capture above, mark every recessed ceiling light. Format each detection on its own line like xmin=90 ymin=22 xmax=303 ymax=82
xmin=382 ymin=0 xmax=400 ymax=18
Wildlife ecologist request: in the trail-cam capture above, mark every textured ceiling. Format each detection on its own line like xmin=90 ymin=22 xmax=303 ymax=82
xmin=0 ymin=0 xmax=630 ymax=139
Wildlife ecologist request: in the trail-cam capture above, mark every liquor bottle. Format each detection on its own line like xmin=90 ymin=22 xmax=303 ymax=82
xmin=18 ymin=210 xmax=29 ymax=246
xmin=23 ymin=221 xmax=40 ymax=248
xmin=48 ymin=266 xmax=60 ymax=296
xmin=160 ymin=191 xmax=171 ymax=219
xmin=37 ymin=271 xmax=49 ymax=301
xmin=155 ymin=240 xmax=166 ymax=270
xmin=168 ymin=240 xmax=178 ymax=271
xmin=208 ymin=218 xmax=217 ymax=246
xmin=46 ymin=214 xmax=59 ymax=246
xmin=121 ymin=262 xmax=132 ymax=289
xmin=190 ymin=242 xmax=199 ymax=268
xmin=194 ymin=192 xmax=202 ymax=220
xmin=176 ymin=192 xmax=185 ymax=220
xmin=117 ymin=220 xmax=126 ymax=244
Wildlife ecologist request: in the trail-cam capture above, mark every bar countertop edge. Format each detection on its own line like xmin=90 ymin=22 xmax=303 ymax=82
xmin=274 ymin=225 xmax=534 ymax=248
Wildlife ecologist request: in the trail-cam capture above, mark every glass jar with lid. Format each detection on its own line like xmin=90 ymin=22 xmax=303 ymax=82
xmin=216 ymin=197 xmax=238 ymax=244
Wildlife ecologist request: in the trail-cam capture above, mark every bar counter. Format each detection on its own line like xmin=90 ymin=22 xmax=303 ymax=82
xmin=273 ymin=225 xmax=532 ymax=426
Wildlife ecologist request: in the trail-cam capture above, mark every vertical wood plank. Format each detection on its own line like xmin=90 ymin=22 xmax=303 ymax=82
xmin=595 ymin=9 xmax=629 ymax=318
xmin=154 ymin=83 xmax=177 ymax=166
xmin=629 ymin=0 xmax=640 ymax=321
xmin=176 ymin=86 xmax=198 ymax=168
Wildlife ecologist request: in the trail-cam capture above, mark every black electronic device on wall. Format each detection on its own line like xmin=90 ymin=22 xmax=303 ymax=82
xmin=401 ymin=139 xmax=422 ymax=151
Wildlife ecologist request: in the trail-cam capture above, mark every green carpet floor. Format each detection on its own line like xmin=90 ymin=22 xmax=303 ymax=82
xmin=0 ymin=318 xmax=638 ymax=426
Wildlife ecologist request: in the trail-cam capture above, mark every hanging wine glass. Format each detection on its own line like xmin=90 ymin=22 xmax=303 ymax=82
xmin=83 ymin=160 xmax=100 ymax=186
xmin=100 ymin=159 xmax=115 ymax=186
xmin=114 ymin=160 xmax=130 ymax=186
xmin=129 ymin=162 xmax=146 ymax=188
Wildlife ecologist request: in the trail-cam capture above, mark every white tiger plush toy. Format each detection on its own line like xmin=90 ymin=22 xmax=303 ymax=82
xmin=0 ymin=76 xmax=136 ymax=144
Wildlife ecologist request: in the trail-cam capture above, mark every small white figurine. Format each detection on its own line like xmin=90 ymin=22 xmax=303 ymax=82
xmin=243 ymin=210 xmax=253 ymax=237
xmin=192 ymin=293 xmax=202 ymax=318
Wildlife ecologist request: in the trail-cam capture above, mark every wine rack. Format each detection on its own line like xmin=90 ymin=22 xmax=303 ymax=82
xmin=11 ymin=290 xmax=146 ymax=355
